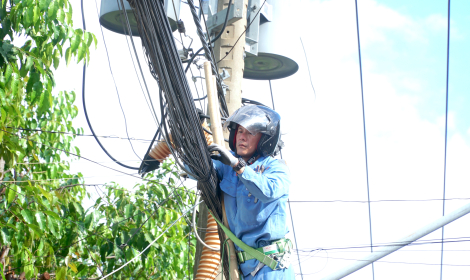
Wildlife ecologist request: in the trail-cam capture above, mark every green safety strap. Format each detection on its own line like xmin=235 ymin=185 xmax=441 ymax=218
xmin=209 ymin=210 xmax=279 ymax=270
xmin=237 ymin=239 xmax=289 ymax=263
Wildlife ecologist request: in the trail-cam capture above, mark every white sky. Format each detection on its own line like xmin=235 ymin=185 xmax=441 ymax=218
xmin=52 ymin=0 xmax=470 ymax=279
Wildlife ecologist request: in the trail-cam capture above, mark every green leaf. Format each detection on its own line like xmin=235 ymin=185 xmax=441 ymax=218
xmin=77 ymin=41 xmax=85 ymax=63
xmin=53 ymin=49 xmax=60 ymax=69
xmin=35 ymin=212 xmax=47 ymax=231
xmin=47 ymin=216 xmax=59 ymax=237
xmin=144 ymin=233 xmax=158 ymax=248
xmin=25 ymin=6 xmax=34 ymax=27
xmin=0 ymin=74 xmax=5 ymax=88
xmin=73 ymin=202 xmax=84 ymax=216
xmin=10 ymin=72 xmax=19 ymax=96
xmin=0 ymin=263 xmax=7 ymax=280
xmin=39 ymin=0 xmax=51 ymax=11
xmin=124 ymin=204 xmax=134 ymax=219
xmin=5 ymin=64 xmax=13 ymax=81
xmin=48 ymin=0 xmax=58 ymax=20
xmin=56 ymin=267 xmax=67 ymax=280
xmin=92 ymin=33 xmax=98 ymax=49
xmin=27 ymin=223 xmax=42 ymax=236
xmin=65 ymin=47 xmax=71 ymax=65
xmin=33 ymin=5 xmax=39 ymax=24
xmin=0 ymin=88 xmax=5 ymax=106
xmin=0 ymin=222 xmax=17 ymax=232
xmin=21 ymin=209 xmax=34 ymax=224
xmin=44 ymin=210 xmax=60 ymax=220
xmin=70 ymin=33 xmax=80 ymax=53
xmin=84 ymin=32 xmax=92 ymax=48
xmin=7 ymin=184 xmax=17 ymax=204
xmin=56 ymin=7 xmax=65 ymax=22
xmin=25 ymin=56 xmax=34 ymax=71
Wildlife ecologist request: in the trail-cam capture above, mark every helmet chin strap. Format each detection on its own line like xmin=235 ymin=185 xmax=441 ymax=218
xmin=246 ymin=152 xmax=259 ymax=166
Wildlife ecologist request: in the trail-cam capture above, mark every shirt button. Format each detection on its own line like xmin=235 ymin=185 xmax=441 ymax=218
xmin=247 ymin=199 xmax=251 ymax=202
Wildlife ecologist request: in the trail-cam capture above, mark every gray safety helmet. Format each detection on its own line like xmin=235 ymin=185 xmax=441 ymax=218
xmin=223 ymin=105 xmax=283 ymax=157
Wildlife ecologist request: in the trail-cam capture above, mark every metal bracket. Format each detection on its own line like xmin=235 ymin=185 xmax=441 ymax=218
xmin=207 ymin=0 xmax=245 ymax=35
xmin=245 ymin=0 xmax=262 ymax=55
xmin=220 ymin=68 xmax=231 ymax=80
xmin=245 ymin=0 xmax=272 ymax=56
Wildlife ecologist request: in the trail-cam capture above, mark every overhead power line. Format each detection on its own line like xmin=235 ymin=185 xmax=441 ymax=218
xmin=299 ymin=37 xmax=316 ymax=98
xmin=440 ymin=1 xmax=452 ymax=278
xmin=269 ymin=79 xmax=304 ymax=279
xmin=5 ymin=126 xmax=154 ymax=142
xmin=216 ymin=0 xmax=267 ymax=64
xmin=288 ymin=198 xmax=470 ymax=203
xmin=354 ymin=1 xmax=375 ymax=279
xmin=82 ymin=0 xmax=139 ymax=170
xmin=99 ymin=198 xmax=204 ymax=280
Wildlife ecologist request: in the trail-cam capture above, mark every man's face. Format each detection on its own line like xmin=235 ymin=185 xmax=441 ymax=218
xmin=236 ymin=125 xmax=262 ymax=159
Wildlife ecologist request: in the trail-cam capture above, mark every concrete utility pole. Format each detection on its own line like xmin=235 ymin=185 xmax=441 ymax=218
xmin=193 ymin=1 xmax=249 ymax=279
xmin=213 ymin=1 xmax=249 ymax=279
xmin=214 ymin=0 xmax=248 ymax=116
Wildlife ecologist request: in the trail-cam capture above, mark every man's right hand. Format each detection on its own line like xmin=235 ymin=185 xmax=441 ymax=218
xmin=208 ymin=144 xmax=238 ymax=167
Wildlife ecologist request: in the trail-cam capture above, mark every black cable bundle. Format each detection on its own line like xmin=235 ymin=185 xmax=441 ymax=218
xmin=126 ymin=0 xmax=229 ymax=276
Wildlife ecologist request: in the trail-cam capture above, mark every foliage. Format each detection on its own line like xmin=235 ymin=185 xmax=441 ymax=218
xmin=82 ymin=162 xmax=196 ymax=280
xmin=0 ymin=0 xmax=98 ymax=279
xmin=0 ymin=1 xmax=195 ymax=279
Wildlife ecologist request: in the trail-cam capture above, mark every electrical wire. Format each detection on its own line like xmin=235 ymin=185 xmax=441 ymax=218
xmin=5 ymin=126 xmax=154 ymax=142
xmin=115 ymin=0 xmax=159 ymax=126
xmin=90 ymin=0 xmax=142 ymax=162
xmin=300 ymin=37 xmax=316 ymax=98
xmin=354 ymin=1 xmax=375 ymax=279
xmin=126 ymin=0 xmax=230 ymax=275
xmin=304 ymin=255 xmax=470 ymax=267
xmin=268 ymin=78 xmax=304 ymax=279
xmin=186 ymin=0 xmax=229 ymax=117
xmin=192 ymin=194 xmax=219 ymax=251
xmin=81 ymin=0 xmax=139 ymax=170
xmin=440 ymin=1 xmax=451 ymax=278
xmin=288 ymin=198 xmax=470 ymax=203
xmin=99 ymin=199 xmax=204 ymax=280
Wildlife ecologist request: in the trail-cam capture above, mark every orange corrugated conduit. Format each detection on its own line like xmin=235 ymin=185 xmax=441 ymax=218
xmin=195 ymin=213 xmax=222 ymax=280
xmin=148 ymin=122 xmax=213 ymax=162
xmin=148 ymin=121 xmax=223 ymax=279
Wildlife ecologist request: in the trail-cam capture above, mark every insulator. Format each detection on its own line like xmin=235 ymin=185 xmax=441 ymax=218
xmin=177 ymin=19 xmax=186 ymax=34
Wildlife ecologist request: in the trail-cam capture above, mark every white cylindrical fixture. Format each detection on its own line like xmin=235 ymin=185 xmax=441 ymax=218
xmin=244 ymin=0 xmax=300 ymax=80
xmin=322 ymin=202 xmax=470 ymax=280
xmin=99 ymin=0 xmax=180 ymax=36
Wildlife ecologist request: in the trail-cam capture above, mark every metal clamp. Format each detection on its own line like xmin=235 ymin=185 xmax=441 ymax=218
xmin=206 ymin=0 xmax=245 ymax=35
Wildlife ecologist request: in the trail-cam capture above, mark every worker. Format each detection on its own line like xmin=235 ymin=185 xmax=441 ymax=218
xmin=207 ymin=105 xmax=294 ymax=279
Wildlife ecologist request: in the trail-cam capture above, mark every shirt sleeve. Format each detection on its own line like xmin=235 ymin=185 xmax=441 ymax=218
xmin=238 ymin=159 xmax=291 ymax=203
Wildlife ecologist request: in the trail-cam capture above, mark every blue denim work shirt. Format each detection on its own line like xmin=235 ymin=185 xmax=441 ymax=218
xmin=212 ymin=153 xmax=292 ymax=278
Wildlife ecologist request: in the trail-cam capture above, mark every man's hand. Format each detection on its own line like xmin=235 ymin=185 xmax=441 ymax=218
xmin=208 ymin=144 xmax=238 ymax=167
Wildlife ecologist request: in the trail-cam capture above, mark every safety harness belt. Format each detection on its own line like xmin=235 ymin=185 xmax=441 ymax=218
xmin=209 ymin=210 xmax=279 ymax=270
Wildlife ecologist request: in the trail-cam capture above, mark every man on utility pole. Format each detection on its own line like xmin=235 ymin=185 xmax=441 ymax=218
xmin=207 ymin=105 xmax=295 ymax=279
xmin=196 ymin=1 xmax=294 ymax=279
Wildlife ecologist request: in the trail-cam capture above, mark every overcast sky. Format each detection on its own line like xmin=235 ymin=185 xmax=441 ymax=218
xmin=52 ymin=0 xmax=470 ymax=279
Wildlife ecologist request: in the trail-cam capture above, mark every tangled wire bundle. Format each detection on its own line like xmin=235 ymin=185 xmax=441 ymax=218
xmin=124 ymin=0 xmax=229 ymax=277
